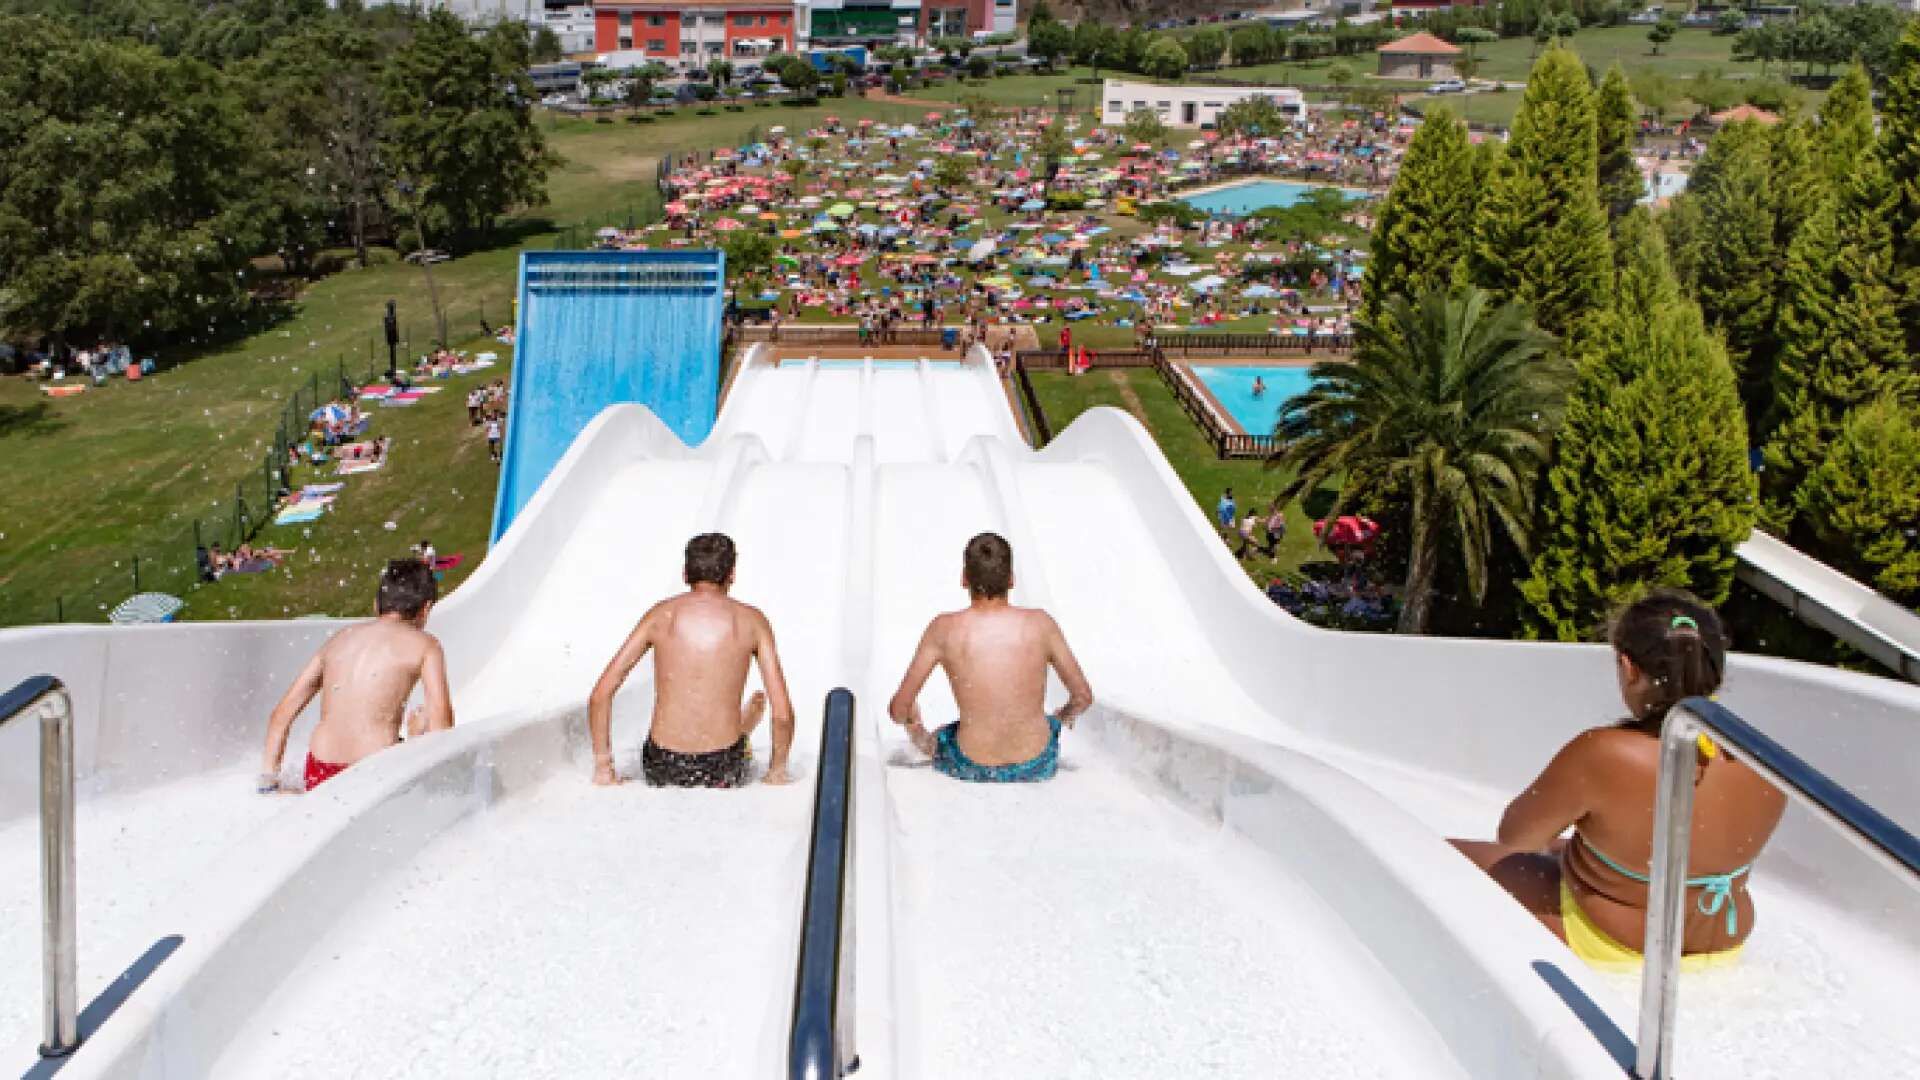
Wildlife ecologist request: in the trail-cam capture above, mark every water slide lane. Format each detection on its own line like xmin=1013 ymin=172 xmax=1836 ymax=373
xmin=861 ymin=432 xmax=1464 ymax=1077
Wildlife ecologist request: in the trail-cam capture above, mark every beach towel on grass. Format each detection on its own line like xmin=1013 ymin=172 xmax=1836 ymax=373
xmin=227 ymin=559 xmax=276 ymax=575
xmin=381 ymin=395 xmax=421 ymax=407
xmin=301 ymin=483 xmax=345 ymax=496
xmin=430 ymin=554 xmax=464 ymax=572
xmin=275 ymin=507 xmax=326 ymax=525
xmin=337 ymin=459 xmax=384 ymax=475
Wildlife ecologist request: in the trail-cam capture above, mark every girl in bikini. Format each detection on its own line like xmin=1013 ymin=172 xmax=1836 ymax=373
xmin=1453 ymin=590 xmax=1788 ymax=970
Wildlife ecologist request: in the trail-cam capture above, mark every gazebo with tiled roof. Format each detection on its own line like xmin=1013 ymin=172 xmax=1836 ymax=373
xmin=1377 ymin=31 xmax=1463 ymax=81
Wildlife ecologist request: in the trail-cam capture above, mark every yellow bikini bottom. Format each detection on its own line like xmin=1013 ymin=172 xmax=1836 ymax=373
xmin=1559 ymin=882 xmax=1744 ymax=973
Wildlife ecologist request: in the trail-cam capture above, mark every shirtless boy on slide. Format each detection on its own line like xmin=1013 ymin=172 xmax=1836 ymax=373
xmin=889 ymin=532 xmax=1094 ymax=783
xmin=588 ymin=533 xmax=796 ymax=788
xmin=258 ymin=559 xmax=454 ymax=793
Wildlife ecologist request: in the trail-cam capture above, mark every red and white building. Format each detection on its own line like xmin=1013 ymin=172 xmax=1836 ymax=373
xmin=594 ymin=0 xmax=797 ymax=70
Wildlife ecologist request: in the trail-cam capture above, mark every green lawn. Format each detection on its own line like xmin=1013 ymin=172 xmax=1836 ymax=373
xmin=1466 ymin=25 xmax=1761 ymax=84
xmin=1027 ymin=367 xmax=1333 ymax=585
xmin=0 ymin=96 xmax=922 ymax=627
xmin=908 ymin=67 xmax=1102 ymax=112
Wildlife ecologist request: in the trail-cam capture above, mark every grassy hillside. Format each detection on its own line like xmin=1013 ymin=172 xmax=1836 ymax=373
xmin=0 ymin=99 xmax=919 ymax=626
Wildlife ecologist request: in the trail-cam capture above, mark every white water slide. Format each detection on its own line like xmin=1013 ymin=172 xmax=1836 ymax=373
xmin=3 ymin=350 xmax=1918 ymax=1079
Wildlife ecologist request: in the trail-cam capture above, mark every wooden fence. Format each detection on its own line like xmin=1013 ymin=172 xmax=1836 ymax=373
xmin=731 ymin=325 xmax=961 ymax=349
xmin=1150 ymin=351 xmax=1282 ymax=459
xmin=1014 ymin=349 xmax=1160 ymax=370
xmin=1153 ymin=333 xmax=1353 ymax=356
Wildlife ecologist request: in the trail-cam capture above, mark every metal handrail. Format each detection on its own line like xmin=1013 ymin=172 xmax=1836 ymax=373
xmin=788 ymin=688 xmax=858 ymax=1078
xmin=1636 ymin=696 xmax=1920 ymax=1079
xmin=1 ymin=675 xmax=79 ymax=1057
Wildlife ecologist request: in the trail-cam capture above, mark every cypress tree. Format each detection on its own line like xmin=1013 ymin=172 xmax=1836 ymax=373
xmin=1819 ymin=65 xmax=1877 ymax=187
xmin=1684 ymin=121 xmax=1777 ymax=399
xmin=1521 ymin=211 xmax=1756 ymax=640
xmin=1762 ymin=148 xmax=1916 ymax=528
xmin=1880 ymin=20 xmax=1920 ymax=352
xmin=1471 ymin=46 xmax=1611 ymax=340
xmin=1595 ymin=65 xmax=1642 ymax=226
xmin=1797 ymin=398 xmax=1920 ymax=606
xmin=1359 ymin=105 xmax=1478 ymax=326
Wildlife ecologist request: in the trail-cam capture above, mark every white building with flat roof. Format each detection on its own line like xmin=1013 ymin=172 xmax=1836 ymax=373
xmin=1100 ymin=78 xmax=1305 ymax=129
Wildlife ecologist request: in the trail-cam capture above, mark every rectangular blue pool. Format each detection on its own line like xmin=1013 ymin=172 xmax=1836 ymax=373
xmin=1190 ymin=365 xmax=1316 ymax=435
xmin=1179 ymin=180 xmax=1355 ymax=217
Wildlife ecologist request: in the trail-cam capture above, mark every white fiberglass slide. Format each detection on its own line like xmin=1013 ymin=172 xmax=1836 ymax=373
xmin=4 ymin=349 xmax=1917 ymax=1079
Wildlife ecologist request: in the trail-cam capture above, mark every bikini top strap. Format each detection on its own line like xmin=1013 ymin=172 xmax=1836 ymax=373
xmin=1579 ymin=834 xmax=1750 ymax=937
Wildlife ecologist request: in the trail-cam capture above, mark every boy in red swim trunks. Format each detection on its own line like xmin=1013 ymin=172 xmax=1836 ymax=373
xmin=257 ymin=559 xmax=455 ymax=793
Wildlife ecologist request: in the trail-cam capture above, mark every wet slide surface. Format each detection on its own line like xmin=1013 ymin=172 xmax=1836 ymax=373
xmin=0 ymin=767 xmax=282 ymax=1057
xmin=211 ymin=774 xmax=813 ymax=1079
xmin=884 ymin=740 xmax=1460 ymax=1080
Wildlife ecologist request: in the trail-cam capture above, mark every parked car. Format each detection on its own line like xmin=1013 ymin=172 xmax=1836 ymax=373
xmin=1428 ymin=78 xmax=1466 ymax=94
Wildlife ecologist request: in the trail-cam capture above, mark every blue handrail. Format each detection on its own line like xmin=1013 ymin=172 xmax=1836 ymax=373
xmin=789 ymin=688 xmax=858 ymax=1079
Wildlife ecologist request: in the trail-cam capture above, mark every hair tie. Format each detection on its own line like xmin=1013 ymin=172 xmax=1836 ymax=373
xmin=1670 ymin=615 xmax=1698 ymax=631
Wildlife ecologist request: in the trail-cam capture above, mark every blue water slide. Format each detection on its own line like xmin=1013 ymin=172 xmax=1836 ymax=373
xmin=490 ymin=249 xmax=727 ymax=541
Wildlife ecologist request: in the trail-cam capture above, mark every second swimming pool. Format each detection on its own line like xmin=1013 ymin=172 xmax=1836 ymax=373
xmin=1190 ymin=364 xmax=1316 ymax=435
xmin=1179 ymin=180 xmax=1356 ymax=217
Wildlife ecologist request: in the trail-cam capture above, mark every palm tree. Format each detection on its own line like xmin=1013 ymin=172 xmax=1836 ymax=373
xmin=1273 ymin=287 xmax=1570 ymax=633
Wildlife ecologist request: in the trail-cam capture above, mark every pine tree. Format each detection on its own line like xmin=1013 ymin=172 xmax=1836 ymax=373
xmin=1880 ymin=19 xmax=1920 ymax=352
xmin=1595 ymin=65 xmax=1642 ymax=226
xmin=1522 ymin=211 xmax=1756 ymax=640
xmin=1762 ymin=148 xmax=1916 ymax=528
xmin=1797 ymin=398 xmax=1920 ymax=606
xmin=1685 ymin=121 xmax=1777 ymax=398
xmin=1359 ymin=105 xmax=1478 ymax=326
xmin=1819 ymin=64 xmax=1877 ymax=187
xmin=1471 ymin=46 xmax=1611 ymax=340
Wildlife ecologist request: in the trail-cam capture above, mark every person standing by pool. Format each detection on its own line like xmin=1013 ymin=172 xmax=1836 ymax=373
xmin=889 ymin=533 xmax=1094 ymax=783
xmin=1216 ymin=487 xmax=1237 ymax=531
xmin=586 ymin=533 xmax=796 ymax=788
xmin=1449 ymin=591 xmax=1786 ymax=969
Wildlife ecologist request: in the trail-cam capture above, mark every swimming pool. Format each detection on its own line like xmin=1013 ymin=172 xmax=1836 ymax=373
xmin=1180 ymin=180 xmax=1356 ymax=217
xmin=1191 ymin=364 xmax=1317 ymax=434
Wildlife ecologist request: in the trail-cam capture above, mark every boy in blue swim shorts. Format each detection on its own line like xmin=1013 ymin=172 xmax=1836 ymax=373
xmin=889 ymin=533 xmax=1094 ymax=783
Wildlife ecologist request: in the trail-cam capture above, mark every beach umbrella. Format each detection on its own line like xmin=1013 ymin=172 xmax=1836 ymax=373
xmin=1019 ymin=198 xmax=1046 ymax=211
xmin=596 ymin=226 xmax=621 ymax=238
xmin=967 ymin=239 xmax=995 ymax=262
xmin=739 ymin=204 xmax=761 ymax=214
xmin=828 ymin=202 xmax=856 ymax=217
xmin=664 ymin=201 xmax=689 ymax=215
xmin=713 ymin=217 xmax=744 ymax=231
xmin=110 ymin=593 xmax=183 ymax=625
xmin=310 ymin=403 xmax=349 ymax=423
xmin=1244 ymin=284 xmax=1280 ymax=298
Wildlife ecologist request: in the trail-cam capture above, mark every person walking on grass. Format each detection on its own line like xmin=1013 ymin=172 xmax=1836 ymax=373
xmin=486 ymin=414 xmax=504 ymax=464
xmin=1263 ymin=502 xmax=1288 ymax=558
